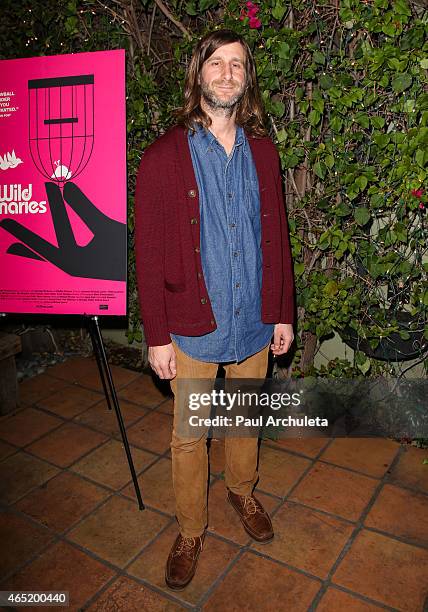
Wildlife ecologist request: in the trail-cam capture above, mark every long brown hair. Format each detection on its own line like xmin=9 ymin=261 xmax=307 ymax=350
xmin=175 ymin=29 xmax=267 ymax=137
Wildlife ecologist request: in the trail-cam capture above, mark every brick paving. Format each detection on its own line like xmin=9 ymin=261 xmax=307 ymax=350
xmin=0 ymin=356 xmax=427 ymax=611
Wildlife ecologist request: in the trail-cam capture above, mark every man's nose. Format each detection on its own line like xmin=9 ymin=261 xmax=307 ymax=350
xmin=221 ymin=63 xmax=233 ymax=80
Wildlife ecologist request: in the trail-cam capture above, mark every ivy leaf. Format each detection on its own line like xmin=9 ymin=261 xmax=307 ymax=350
xmin=325 ymin=154 xmax=334 ymax=169
xmin=324 ymin=280 xmax=339 ymax=297
xmin=355 ymin=350 xmax=371 ymax=374
xmin=371 ymin=116 xmax=385 ymax=129
xmin=392 ymin=73 xmax=412 ymax=93
xmin=313 ymin=50 xmax=325 ymax=65
xmin=373 ymin=132 xmax=389 ymax=148
xmin=415 ymin=149 xmax=425 ymax=168
xmin=355 ymin=175 xmax=368 ymax=191
xmin=185 ymin=1 xmax=197 ymax=14
xmin=370 ymin=193 xmax=383 ymax=208
xmin=393 ymin=0 xmax=412 ymax=16
xmin=347 ymin=190 xmax=359 ymax=201
xmin=314 ymin=161 xmax=326 ymax=179
xmin=355 ymin=114 xmax=370 ymax=129
xmin=354 ymin=207 xmax=371 ymax=226
xmin=199 ymin=0 xmax=218 ymax=10
xmin=330 ymin=116 xmax=342 ymax=132
xmin=319 ymin=74 xmax=333 ymax=89
xmin=294 ymin=262 xmax=305 ymax=276
xmin=335 ymin=203 xmax=351 ymax=216
xmin=309 ymin=109 xmax=321 ymax=126
xmin=382 ymin=23 xmax=398 ymax=37
xmin=420 ymin=58 xmax=428 ymax=70
xmin=284 ymin=153 xmax=299 ymax=168
xmin=272 ymin=3 xmax=286 ymax=21
xmin=276 ymin=128 xmax=287 ymax=143
xmin=277 ymin=42 xmax=290 ymax=59
xmin=271 ymin=100 xmax=285 ymax=117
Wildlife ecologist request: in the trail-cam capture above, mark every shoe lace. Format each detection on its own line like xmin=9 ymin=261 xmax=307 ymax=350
xmin=243 ymin=496 xmax=258 ymax=515
xmin=174 ymin=536 xmax=198 ymax=558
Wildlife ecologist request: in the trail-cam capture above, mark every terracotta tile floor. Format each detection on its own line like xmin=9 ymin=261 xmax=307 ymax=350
xmin=1 ymin=357 xmax=427 ymax=610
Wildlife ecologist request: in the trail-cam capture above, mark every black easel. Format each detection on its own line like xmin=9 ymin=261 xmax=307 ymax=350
xmin=1 ymin=312 xmax=144 ymax=509
xmin=86 ymin=316 xmax=144 ymax=510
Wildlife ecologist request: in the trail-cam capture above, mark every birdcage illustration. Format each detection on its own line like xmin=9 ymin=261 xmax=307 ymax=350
xmin=28 ymin=74 xmax=94 ymax=184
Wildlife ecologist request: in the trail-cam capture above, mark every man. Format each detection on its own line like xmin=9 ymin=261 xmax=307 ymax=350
xmin=135 ymin=29 xmax=295 ymax=590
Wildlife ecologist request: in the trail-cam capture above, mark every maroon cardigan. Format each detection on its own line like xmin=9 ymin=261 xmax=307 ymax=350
xmin=135 ymin=125 xmax=295 ymax=347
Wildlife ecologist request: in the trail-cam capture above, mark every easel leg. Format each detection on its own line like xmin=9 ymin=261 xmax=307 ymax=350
xmin=89 ymin=320 xmax=112 ymax=411
xmin=87 ymin=316 xmax=144 ymax=510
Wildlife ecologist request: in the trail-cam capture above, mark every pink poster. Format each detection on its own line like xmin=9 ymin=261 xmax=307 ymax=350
xmin=0 ymin=50 xmax=127 ymax=316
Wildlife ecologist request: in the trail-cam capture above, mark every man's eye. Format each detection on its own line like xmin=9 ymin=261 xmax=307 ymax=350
xmin=212 ymin=61 xmax=220 ymax=66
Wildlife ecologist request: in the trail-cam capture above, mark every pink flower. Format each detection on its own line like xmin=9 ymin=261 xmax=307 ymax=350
xmin=419 ymin=202 xmax=425 ymax=209
xmin=240 ymin=2 xmax=261 ymax=27
xmin=411 ymin=188 xmax=424 ymax=198
xmin=249 ymin=16 xmax=262 ymax=28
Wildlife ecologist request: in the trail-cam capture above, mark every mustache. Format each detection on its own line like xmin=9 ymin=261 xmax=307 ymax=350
xmin=213 ymin=80 xmax=240 ymax=87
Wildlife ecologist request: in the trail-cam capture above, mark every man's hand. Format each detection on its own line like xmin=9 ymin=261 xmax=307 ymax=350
xmin=271 ymin=323 xmax=294 ymax=356
xmin=148 ymin=343 xmax=177 ymax=380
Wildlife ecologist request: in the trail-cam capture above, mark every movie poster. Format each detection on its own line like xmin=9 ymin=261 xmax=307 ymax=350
xmin=0 ymin=50 xmax=127 ymax=316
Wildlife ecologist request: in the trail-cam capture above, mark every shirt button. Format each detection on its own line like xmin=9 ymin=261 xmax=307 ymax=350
xmin=188 ymin=189 xmax=197 ymax=198
xmin=230 ymin=223 xmax=236 ymax=228
xmin=228 ymin=193 xmax=233 ymax=199
xmin=235 ymin=283 xmax=240 ymax=288
xmin=190 ymin=218 xmax=198 ymax=225
xmin=235 ymin=309 xmax=240 ymax=315
xmin=201 ymin=297 xmax=207 ymax=304
xmin=233 ymin=251 xmax=239 ymax=257
xmin=194 ymin=247 xmax=200 ymax=253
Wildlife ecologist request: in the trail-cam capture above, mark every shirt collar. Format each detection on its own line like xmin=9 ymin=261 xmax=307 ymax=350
xmin=190 ymin=122 xmax=247 ymax=156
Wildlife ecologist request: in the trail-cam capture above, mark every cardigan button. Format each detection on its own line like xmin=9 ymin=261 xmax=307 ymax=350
xmin=197 ymin=272 xmax=203 ymax=279
xmin=188 ymin=189 xmax=197 ymax=198
xmin=210 ymin=319 xmax=215 ymax=326
xmin=190 ymin=218 xmax=198 ymax=225
xmin=194 ymin=247 xmax=200 ymax=253
xmin=201 ymin=297 xmax=207 ymax=304
xmin=265 ymin=240 xmax=271 ymax=244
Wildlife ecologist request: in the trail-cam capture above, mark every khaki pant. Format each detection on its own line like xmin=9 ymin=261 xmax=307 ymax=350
xmin=170 ymin=341 xmax=269 ymax=538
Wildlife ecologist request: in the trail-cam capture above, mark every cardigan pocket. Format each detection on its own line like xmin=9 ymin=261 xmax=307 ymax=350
xmin=164 ymin=280 xmax=186 ymax=293
xmin=164 ymin=222 xmax=186 ymax=292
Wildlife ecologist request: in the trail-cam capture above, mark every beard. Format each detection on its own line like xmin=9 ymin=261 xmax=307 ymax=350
xmin=200 ymin=78 xmax=246 ymax=111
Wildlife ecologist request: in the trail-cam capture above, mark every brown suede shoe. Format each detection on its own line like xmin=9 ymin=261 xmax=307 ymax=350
xmin=165 ymin=532 xmax=205 ymax=590
xmin=227 ymin=490 xmax=274 ymax=543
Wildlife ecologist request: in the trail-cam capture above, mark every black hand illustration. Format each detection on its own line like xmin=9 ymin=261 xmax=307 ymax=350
xmin=0 ymin=182 xmax=126 ymax=281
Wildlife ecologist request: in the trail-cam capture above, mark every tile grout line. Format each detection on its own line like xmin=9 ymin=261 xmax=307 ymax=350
xmin=308 ymin=443 xmax=406 ymax=610
xmin=2 ymin=415 xmax=427 ymax=499
xmin=79 ymin=570 xmax=196 ymax=611
xmin=3 ymin=376 xmax=427 ymax=611
xmin=310 ymin=583 xmax=399 ymax=612
xmin=194 ymin=438 xmax=335 ymax=608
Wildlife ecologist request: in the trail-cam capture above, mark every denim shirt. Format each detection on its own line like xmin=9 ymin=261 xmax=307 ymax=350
xmin=171 ymin=123 xmax=274 ymax=362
